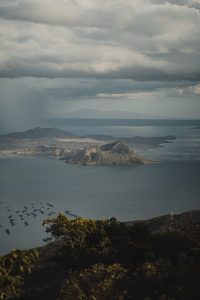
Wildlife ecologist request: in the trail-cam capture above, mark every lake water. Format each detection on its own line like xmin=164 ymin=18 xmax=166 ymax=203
xmin=0 ymin=122 xmax=200 ymax=254
xmin=49 ymin=120 xmax=200 ymax=161
xmin=0 ymin=156 xmax=200 ymax=254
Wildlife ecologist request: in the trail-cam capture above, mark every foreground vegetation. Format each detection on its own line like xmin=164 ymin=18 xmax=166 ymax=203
xmin=1 ymin=211 xmax=200 ymax=299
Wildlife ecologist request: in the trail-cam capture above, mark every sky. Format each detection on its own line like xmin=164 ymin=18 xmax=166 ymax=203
xmin=0 ymin=0 xmax=200 ymax=132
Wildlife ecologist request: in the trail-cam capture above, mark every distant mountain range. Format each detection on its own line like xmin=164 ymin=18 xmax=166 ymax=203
xmin=0 ymin=127 xmax=72 ymax=140
xmin=51 ymin=109 xmax=163 ymax=119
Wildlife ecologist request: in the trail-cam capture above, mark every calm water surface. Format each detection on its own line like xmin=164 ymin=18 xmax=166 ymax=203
xmin=52 ymin=123 xmax=200 ymax=161
xmin=0 ymin=156 xmax=199 ymax=254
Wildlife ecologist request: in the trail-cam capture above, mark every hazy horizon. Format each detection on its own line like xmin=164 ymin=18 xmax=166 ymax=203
xmin=0 ymin=0 xmax=200 ymax=132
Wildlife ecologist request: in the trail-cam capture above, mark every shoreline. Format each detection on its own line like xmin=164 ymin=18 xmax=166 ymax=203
xmin=1 ymin=209 xmax=200 ymax=299
xmin=1 ymin=208 xmax=200 ymax=256
xmin=2 ymin=208 xmax=200 ymax=256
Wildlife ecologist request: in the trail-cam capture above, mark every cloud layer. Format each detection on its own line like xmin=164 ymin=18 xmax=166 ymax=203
xmin=0 ymin=0 xmax=200 ymax=81
xmin=0 ymin=0 xmax=200 ymax=131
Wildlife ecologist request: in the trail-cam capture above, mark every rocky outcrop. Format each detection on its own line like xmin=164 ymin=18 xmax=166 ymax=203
xmin=65 ymin=141 xmax=152 ymax=166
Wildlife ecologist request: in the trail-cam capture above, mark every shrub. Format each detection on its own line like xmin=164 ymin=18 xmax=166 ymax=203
xmin=0 ymin=249 xmax=39 ymax=299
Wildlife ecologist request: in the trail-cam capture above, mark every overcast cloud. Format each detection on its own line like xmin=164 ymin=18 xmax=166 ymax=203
xmin=0 ymin=0 xmax=200 ymax=130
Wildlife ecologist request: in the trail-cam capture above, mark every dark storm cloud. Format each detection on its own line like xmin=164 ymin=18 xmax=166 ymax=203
xmin=150 ymin=0 xmax=200 ymax=9
xmin=36 ymin=78 xmax=200 ymax=101
xmin=0 ymin=0 xmax=199 ymax=82
xmin=0 ymin=78 xmax=47 ymax=132
xmin=0 ymin=0 xmax=199 ymax=131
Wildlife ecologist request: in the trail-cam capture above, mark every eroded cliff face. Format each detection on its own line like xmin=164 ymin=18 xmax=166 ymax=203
xmin=65 ymin=141 xmax=152 ymax=166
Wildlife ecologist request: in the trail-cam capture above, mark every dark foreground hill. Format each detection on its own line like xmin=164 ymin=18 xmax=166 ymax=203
xmin=0 ymin=127 xmax=72 ymax=140
xmin=1 ymin=210 xmax=200 ymax=300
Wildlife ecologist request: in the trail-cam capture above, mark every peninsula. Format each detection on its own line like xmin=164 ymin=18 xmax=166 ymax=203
xmin=0 ymin=127 xmax=175 ymax=165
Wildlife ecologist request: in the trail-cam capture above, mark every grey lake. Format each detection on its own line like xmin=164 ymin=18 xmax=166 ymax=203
xmin=0 ymin=155 xmax=199 ymax=254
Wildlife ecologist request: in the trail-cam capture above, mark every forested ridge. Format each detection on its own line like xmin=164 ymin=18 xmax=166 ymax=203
xmin=1 ymin=210 xmax=200 ymax=300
